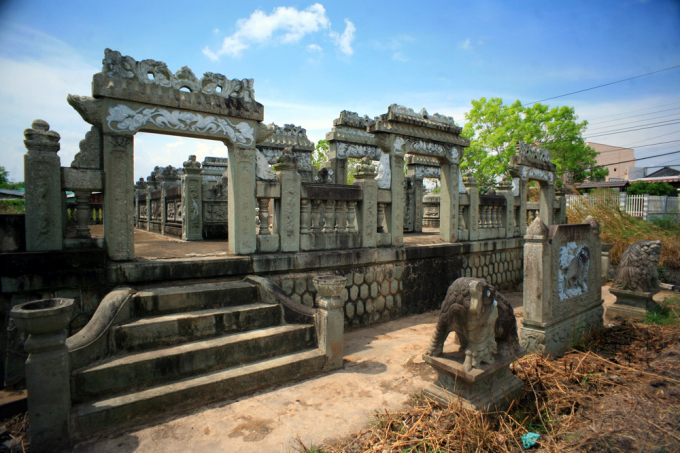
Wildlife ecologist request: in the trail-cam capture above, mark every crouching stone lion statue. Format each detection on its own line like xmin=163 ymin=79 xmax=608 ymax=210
xmin=611 ymin=240 xmax=662 ymax=293
xmin=425 ymin=277 xmax=520 ymax=372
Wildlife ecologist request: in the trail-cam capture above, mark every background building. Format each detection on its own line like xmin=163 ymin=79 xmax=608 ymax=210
xmin=587 ymin=142 xmax=636 ymax=181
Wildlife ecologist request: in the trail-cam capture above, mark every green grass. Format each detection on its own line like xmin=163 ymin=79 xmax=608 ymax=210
xmin=644 ymin=296 xmax=680 ymax=326
xmin=0 ymin=200 xmax=25 ymax=214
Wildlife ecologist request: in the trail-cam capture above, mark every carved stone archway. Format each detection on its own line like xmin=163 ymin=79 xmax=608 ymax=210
xmin=67 ymin=49 xmax=273 ymax=260
xmin=508 ymin=142 xmax=557 ymax=235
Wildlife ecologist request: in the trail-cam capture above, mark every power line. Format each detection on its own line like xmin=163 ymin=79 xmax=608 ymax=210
xmin=523 ymin=64 xmax=680 ymax=106
xmin=585 ymin=121 xmax=680 ymax=139
xmin=586 ymin=106 xmax=680 ymax=126
xmin=586 ymin=111 xmax=680 ymax=131
xmin=587 ymin=139 xmax=680 ymax=155
xmin=586 ymin=101 xmax=680 ymax=121
xmin=600 ymin=149 xmax=680 ymax=167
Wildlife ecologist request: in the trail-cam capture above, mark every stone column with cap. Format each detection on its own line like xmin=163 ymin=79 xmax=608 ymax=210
xmin=352 ymin=157 xmax=378 ymax=248
xmin=24 ymin=120 xmax=63 ymax=251
xmin=313 ymin=275 xmax=348 ymax=370
xmin=181 ymin=155 xmax=203 ymax=241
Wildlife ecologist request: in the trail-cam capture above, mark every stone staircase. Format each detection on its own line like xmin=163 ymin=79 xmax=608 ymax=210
xmin=70 ymin=280 xmax=326 ymax=437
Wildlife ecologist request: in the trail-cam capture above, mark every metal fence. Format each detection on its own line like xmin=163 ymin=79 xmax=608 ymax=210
xmin=566 ymin=192 xmax=680 ymax=221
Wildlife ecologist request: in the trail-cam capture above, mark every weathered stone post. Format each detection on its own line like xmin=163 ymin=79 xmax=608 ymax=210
xmin=11 ymin=298 xmax=74 ymax=451
xmin=24 ymin=120 xmax=63 ymax=251
xmin=145 ymin=177 xmax=155 ymax=232
xmin=353 ymin=157 xmax=378 ymax=248
xmin=601 ymin=243 xmax=614 ymax=284
xmin=313 ymin=275 xmax=347 ymax=370
xmin=182 ymin=155 xmax=203 ymax=241
xmin=439 ymin=152 xmax=461 ymax=243
xmin=497 ymin=175 xmax=514 ymax=238
xmin=405 ymin=159 xmax=425 ymax=233
xmin=520 ymin=217 xmax=552 ymax=354
xmin=274 ymin=152 xmax=301 ymax=252
xmin=227 ymin=147 xmax=257 ymax=254
xmin=464 ymin=173 xmax=480 ymax=241
xmin=388 ymin=149 xmax=405 ymax=246
xmin=103 ymin=134 xmax=135 ymax=260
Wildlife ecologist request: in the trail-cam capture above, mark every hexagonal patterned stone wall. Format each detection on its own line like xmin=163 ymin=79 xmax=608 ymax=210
xmin=269 ymin=247 xmax=523 ymax=331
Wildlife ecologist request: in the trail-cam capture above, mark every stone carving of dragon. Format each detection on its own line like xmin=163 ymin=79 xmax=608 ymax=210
xmin=425 ymin=277 xmax=520 ymax=372
xmin=611 ymin=240 xmax=662 ymax=293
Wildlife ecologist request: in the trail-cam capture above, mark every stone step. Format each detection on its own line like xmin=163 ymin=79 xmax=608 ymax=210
xmin=75 ymin=349 xmax=326 ymax=437
xmin=132 ymin=280 xmax=258 ymax=315
xmin=72 ymin=324 xmax=316 ymax=401
xmin=113 ymin=303 xmax=283 ymax=352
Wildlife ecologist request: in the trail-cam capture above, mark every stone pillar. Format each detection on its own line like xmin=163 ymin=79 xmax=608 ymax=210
xmin=439 ymin=161 xmax=460 ymax=243
xmin=517 ymin=178 xmax=529 ymax=236
xmin=464 ymin=174 xmax=480 ymax=241
xmin=181 ymin=156 xmax=203 ymax=241
xmin=103 ymin=133 xmax=135 ymax=260
xmin=389 ymin=153 xmax=405 ymax=246
xmin=539 ymin=181 xmax=555 ymax=226
xmin=353 ymin=158 xmax=377 ymax=248
xmin=11 ymin=298 xmax=74 ymax=451
xmin=410 ymin=173 xmax=424 ymax=233
xmin=601 ymin=243 xmax=614 ymax=284
xmin=145 ymin=184 xmax=153 ymax=232
xmin=520 ymin=217 xmax=552 ymax=354
xmin=24 ymin=120 xmax=63 ymax=251
xmin=497 ymin=176 xmax=514 ymax=238
xmin=227 ymin=146 xmax=257 ymax=254
xmin=74 ymin=191 xmax=92 ymax=238
xmin=313 ymin=275 xmax=347 ymax=370
xmin=274 ymin=160 xmax=301 ymax=252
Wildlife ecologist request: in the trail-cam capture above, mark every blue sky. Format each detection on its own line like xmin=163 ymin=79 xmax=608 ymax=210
xmin=1 ymin=0 xmax=679 ymax=182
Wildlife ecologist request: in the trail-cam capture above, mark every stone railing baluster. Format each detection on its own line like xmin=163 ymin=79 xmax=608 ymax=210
xmin=300 ymin=199 xmax=311 ymax=234
xmin=324 ymin=200 xmax=336 ymax=234
xmin=74 ymin=191 xmax=92 ymax=238
xmin=311 ymin=199 xmax=323 ymax=233
xmin=377 ymin=202 xmax=386 ymax=233
xmin=347 ymin=201 xmax=357 ymax=233
xmin=335 ymin=200 xmax=347 ymax=233
xmin=258 ymin=197 xmax=270 ymax=235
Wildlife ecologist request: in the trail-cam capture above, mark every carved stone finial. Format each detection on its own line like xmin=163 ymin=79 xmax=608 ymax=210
xmin=135 ymin=178 xmax=148 ymax=189
xmin=183 ymin=155 xmax=202 ymax=175
xmin=24 ymin=120 xmax=61 ymax=153
xmin=487 ymin=187 xmax=497 ymax=196
xmin=353 ymin=156 xmax=377 ymax=180
xmin=583 ymin=215 xmax=600 ymax=235
xmin=273 ymin=146 xmax=298 ymax=172
xmin=497 ymin=174 xmax=512 ymax=191
xmin=463 ymin=169 xmax=477 ymax=186
xmin=526 ymin=216 xmax=549 ymax=237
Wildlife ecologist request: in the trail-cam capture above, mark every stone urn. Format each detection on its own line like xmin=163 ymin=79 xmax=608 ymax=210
xmin=313 ymin=275 xmax=347 ymax=299
xmin=11 ymin=298 xmax=74 ymax=336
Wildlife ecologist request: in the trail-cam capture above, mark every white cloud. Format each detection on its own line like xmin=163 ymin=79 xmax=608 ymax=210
xmin=459 ymin=38 xmax=472 ymax=50
xmin=203 ymin=4 xmax=354 ymax=59
xmin=307 ymin=43 xmax=323 ymax=52
xmin=392 ymin=52 xmax=408 ymax=62
xmin=329 ymin=19 xmax=356 ymax=56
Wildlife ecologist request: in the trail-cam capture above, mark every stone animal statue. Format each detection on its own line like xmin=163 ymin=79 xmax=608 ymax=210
xmin=425 ymin=277 xmax=520 ymax=372
xmin=611 ymin=240 xmax=662 ymax=293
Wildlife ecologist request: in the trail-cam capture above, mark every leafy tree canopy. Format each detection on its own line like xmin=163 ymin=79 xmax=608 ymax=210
xmin=627 ymin=181 xmax=677 ymax=196
xmin=313 ymin=140 xmax=329 ymax=167
xmin=461 ymin=97 xmax=607 ymax=186
xmin=0 ymin=166 xmax=24 ymax=190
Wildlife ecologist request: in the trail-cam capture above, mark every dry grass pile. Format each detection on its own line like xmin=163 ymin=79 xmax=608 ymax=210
xmin=0 ymin=412 xmax=29 ymax=452
xmin=307 ymin=321 xmax=680 ymax=453
xmin=567 ymin=197 xmax=680 ymax=269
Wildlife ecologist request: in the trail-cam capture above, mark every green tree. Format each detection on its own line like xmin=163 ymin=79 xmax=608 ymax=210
xmin=0 ymin=166 xmax=24 ymax=190
xmin=627 ymin=181 xmax=677 ymax=196
xmin=313 ymin=140 xmax=329 ymax=167
xmin=461 ymin=97 xmax=607 ymax=185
